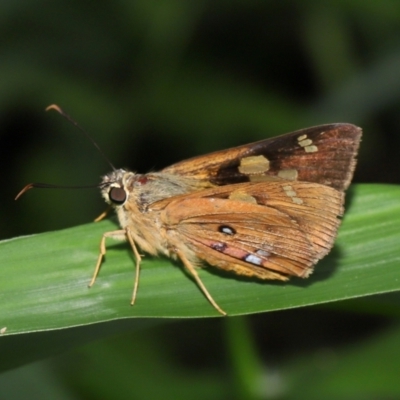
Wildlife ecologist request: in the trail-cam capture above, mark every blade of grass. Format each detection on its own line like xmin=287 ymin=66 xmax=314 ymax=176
xmin=0 ymin=184 xmax=399 ymax=336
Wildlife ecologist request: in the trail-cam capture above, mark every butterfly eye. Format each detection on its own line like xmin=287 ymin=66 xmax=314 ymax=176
xmin=109 ymin=187 xmax=127 ymax=205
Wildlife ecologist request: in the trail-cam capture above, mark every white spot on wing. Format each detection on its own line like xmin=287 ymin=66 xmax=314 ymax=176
xmin=221 ymin=226 xmax=235 ymax=235
xmin=245 ymin=254 xmax=263 ymax=266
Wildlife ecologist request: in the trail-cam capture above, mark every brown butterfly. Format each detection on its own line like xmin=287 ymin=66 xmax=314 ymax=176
xmin=18 ymin=109 xmax=362 ymax=315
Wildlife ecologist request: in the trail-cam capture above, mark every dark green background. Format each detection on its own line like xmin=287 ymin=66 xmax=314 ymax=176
xmin=1 ymin=2 xmax=400 ymax=399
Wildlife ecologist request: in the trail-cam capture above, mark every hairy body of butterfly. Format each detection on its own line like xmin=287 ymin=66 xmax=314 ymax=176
xmin=91 ymin=123 xmax=361 ymax=315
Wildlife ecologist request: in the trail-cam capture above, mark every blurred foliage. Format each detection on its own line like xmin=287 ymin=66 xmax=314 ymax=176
xmin=1 ymin=1 xmax=400 ymax=399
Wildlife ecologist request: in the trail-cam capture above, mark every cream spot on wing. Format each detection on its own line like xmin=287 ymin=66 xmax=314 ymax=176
xmin=277 ymin=168 xmax=298 ymax=180
xmin=283 ymin=185 xmax=296 ymax=196
xmin=229 ymin=190 xmax=257 ymax=204
xmin=298 ymin=138 xmax=313 ymax=147
xmin=238 ymin=155 xmax=270 ymax=174
xmin=283 ymin=185 xmax=304 ymax=205
xmin=297 ymin=134 xmax=318 ymax=153
xmin=304 ymin=145 xmax=318 ymax=153
xmin=291 ymin=197 xmax=304 ymax=204
xmin=256 ymin=249 xmax=271 ymax=257
xmin=0 ymin=327 xmax=7 ymax=334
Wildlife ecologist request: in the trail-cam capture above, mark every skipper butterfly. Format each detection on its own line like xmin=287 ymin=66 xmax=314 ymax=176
xmin=17 ymin=106 xmax=361 ymax=315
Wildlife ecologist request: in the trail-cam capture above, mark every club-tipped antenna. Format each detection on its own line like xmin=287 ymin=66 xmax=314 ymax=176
xmin=15 ymin=105 xmax=115 ymax=200
xmin=15 ymin=182 xmax=100 ymax=200
xmin=46 ymin=104 xmax=116 ymax=171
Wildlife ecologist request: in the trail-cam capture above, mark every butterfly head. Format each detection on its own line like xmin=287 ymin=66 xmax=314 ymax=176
xmin=100 ymin=169 xmax=133 ymax=207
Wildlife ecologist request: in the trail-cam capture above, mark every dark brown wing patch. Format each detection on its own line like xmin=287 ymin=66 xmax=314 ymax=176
xmin=162 ymin=124 xmax=361 ymax=191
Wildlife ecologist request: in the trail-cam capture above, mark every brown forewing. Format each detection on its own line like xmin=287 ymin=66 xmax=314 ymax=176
xmin=162 ymin=123 xmax=361 ymax=191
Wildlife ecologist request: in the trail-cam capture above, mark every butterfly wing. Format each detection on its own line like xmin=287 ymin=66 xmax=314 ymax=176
xmin=158 ymin=181 xmax=343 ymax=280
xmin=162 ymin=123 xmax=361 ymax=191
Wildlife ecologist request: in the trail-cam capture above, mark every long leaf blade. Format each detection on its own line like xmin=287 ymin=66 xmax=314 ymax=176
xmin=1 ymin=184 xmax=399 ymax=334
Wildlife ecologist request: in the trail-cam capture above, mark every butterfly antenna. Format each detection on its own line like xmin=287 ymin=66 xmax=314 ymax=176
xmin=15 ymin=182 xmax=100 ymax=200
xmin=15 ymin=104 xmax=114 ymax=200
xmin=46 ymin=104 xmax=116 ymax=171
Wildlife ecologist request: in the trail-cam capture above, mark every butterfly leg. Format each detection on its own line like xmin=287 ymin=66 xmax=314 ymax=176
xmin=93 ymin=205 xmax=112 ymax=222
xmin=88 ymin=229 xmax=129 ymax=286
xmin=125 ymin=227 xmax=142 ymax=305
xmin=89 ymin=228 xmax=142 ymax=305
xmin=174 ymin=248 xmax=227 ymax=316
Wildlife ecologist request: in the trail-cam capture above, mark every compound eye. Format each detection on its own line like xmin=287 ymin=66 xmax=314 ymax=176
xmin=109 ymin=187 xmax=126 ymax=205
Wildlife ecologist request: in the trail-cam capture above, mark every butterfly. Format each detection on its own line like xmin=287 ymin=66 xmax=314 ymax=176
xmin=17 ymin=107 xmax=361 ymax=316
xmin=93 ymin=122 xmax=361 ymax=315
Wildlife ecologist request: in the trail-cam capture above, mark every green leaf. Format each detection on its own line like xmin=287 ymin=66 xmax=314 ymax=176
xmin=1 ymin=184 xmax=400 ymax=336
